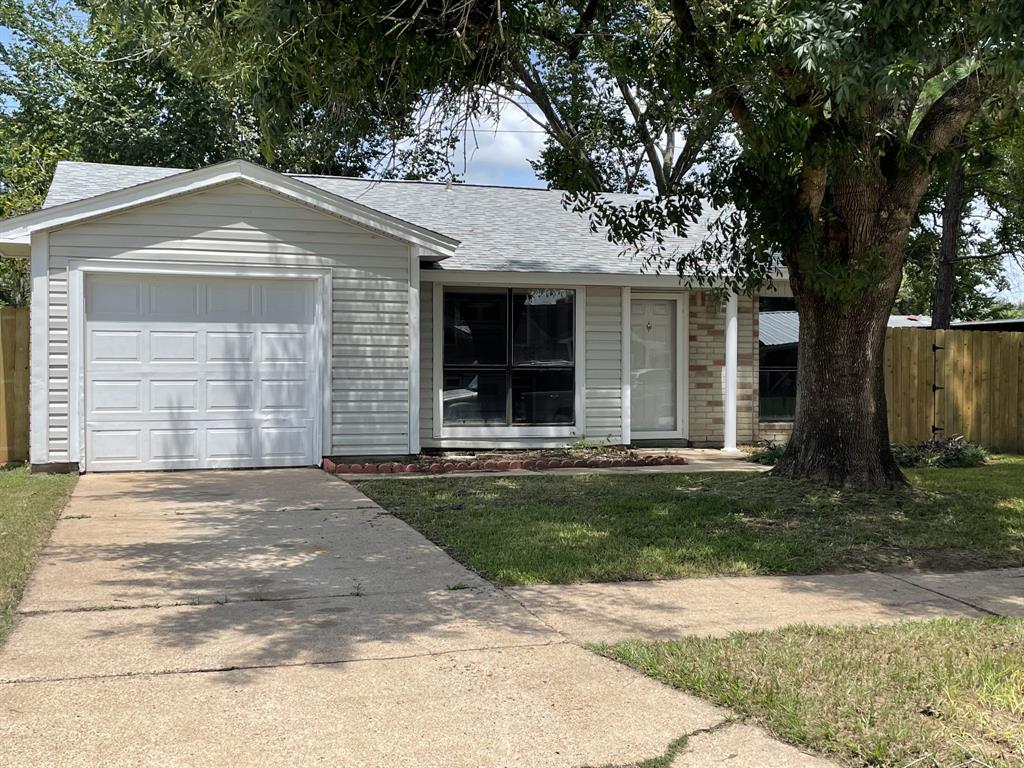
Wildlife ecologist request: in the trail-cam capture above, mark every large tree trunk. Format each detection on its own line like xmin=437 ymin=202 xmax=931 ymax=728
xmin=771 ymin=169 xmax=913 ymax=490
xmin=931 ymin=149 xmax=966 ymax=329
xmin=771 ymin=290 xmax=906 ymax=489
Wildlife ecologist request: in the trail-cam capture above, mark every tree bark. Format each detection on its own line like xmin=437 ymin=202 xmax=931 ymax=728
xmin=771 ymin=168 xmax=916 ymax=490
xmin=931 ymin=148 xmax=966 ymax=329
xmin=771 ymin=289 xmax=907 ymax=489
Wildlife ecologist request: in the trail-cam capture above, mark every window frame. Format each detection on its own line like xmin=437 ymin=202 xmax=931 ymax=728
xmin=432 ymin=283 xmax=586 ymax=439
xmin=758 ymin=344 xmax=799 ymax=422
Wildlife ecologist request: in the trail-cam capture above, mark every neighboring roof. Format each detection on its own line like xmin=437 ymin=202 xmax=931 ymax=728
xmin=759 ymin=311 xmax=934 ymax=347
xmin=35 ymin=160 xmax=717 ymax=275
xmin=952 ymin=318 xmax=1024 ymax=331
xmin=0 ymin=160 xmax=458 ymax=260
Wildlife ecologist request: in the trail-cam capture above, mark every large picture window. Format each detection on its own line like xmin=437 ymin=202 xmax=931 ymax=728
xmin=759 ymin=345 xmax=798 ymax=421
xmin=442 ymin=288 xmax=575 ymax=426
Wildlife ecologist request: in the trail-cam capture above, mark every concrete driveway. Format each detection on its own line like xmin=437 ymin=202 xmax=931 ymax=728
xmin=1 ymin=469 xmax=779 ymax=768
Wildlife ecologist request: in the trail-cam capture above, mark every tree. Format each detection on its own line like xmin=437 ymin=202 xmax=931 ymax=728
xmin=91 ymin=0 xmax=1024 ymax=488
xmin=896 ymin=107 xmax=1024 ymax=326
xmin=0 ymin=0 xmax=456 ymax=303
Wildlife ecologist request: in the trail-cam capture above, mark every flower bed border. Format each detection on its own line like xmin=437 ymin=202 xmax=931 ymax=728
xmin=323 ymin=454 xmax=687 ymax=475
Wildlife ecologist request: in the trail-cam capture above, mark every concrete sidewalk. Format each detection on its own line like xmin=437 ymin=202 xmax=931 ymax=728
xmin=509 ymin=568 xmax=1024 ymax=643
xmin=0 ymin=469 xmax=833 ymax=768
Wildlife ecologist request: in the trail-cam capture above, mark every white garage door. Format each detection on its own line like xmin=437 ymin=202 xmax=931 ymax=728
xmin=84 ymin=273 xmax=320 ymax=471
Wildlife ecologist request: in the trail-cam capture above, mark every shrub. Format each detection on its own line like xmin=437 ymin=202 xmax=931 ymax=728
xmin=746 ymin=440 xmax=785 ymax=465
xmin=891 ymin=436 xmax=988 ymax=468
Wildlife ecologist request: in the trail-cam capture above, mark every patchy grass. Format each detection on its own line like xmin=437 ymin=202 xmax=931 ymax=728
xmin=0 ymin=466 xmax=76 ymax=643
xmin=354 ymin=456 xmax=1024 ymax=585
xmin=599 ymin=618 xmax=1024 ymax=768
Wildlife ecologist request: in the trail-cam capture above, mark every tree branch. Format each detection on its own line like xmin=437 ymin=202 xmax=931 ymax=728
xmin=669 ymin=0 xmax=755 ymax=132
xmin=616 ymin=77 xmax=668 ymax=193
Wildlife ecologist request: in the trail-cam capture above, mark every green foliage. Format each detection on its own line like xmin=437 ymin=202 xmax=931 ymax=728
xmin=891 ymin=436 xmax=988 ymax=468
xmin=0 ymin=0 xmax=458 ymax=304
xmin=745 ymin=440 xmax=786 ymax=465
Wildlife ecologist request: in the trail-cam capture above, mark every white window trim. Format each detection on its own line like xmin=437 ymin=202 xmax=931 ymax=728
xmin=432 ymin=283 xmax=586 ymax=440
xmin=66 ymin=259 xmax=332 ymax=469
xmin=628 ymin=291 xmax=689 ymax=441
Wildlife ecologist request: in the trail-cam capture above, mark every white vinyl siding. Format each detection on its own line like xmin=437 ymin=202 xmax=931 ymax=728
xmin=47 ymin=260 xmax=70 ymax=460
xmin=583 ymin=286 xmax=623 ymax=443
xmin=46 ymin=181 xmax=415 ymax=463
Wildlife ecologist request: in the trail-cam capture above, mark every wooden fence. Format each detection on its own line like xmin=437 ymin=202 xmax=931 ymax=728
xmin=0 ymin=306 xmax=30 ymax=463
xmin=885 ymin=327 xmax=1024 ymax=453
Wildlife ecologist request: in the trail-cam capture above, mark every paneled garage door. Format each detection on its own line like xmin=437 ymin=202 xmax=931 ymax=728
xmin=84 ymin=273 xmax=320 ymax=471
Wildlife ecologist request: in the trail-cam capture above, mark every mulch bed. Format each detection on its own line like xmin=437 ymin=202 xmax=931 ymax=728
xmin=323 ymin=451 xmax=687 ymax=475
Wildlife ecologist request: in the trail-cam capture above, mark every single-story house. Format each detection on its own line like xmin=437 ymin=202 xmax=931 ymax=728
xmin=0 ymin=159 xmax=780 ymax=472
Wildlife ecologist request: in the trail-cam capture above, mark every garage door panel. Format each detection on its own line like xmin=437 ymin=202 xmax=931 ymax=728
xmin=206 ymin=282 xmax=256 ymax=319
xmin=261 ymin=332 xmax=306 ymax=362
xmin=261 ymin=426 xmax=309 ymax=459
xmin=151 ymin=429 xmax=199 ymax=461
xmin=91 ymin=331 xmax=141 ymax=362
xmin=90 ymin=429 xmax=142 ymax=464
xmin=207 ymin=379 xmax=255 ymax=412
xmin=90 ymin=380 xmax=142 ymax=413
xmin=151 ymin=332 xmax=198 ymax=362
xmin=207 ymin=332 xmax=254 ymax=362
xmin=207 ymin=428 xmax=255 ymax=461
xmin=150 ymin=280 xmax=200 ymax=317
xmin=85 ymin=274 xmax=319 ymax=471
xmin=150 ymin=380 xmax=199 ymax=413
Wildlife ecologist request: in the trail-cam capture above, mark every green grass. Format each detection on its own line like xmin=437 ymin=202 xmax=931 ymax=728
xmin=0 ymin=466 xmax=76 ymax=643
xmin=599 ymin=618 xmax=1024 ymax=768
xmin=354 ymin=456 xmax=1024 ymax=585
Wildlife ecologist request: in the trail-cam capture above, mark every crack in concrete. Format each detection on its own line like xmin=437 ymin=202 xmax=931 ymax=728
xmin=882 ymin=573 xmax=1002 ymax=617
xmin=0 ymin=639 xmax=567 ymax=687
xmin=17 ymin=584 xmax=497 ymax=616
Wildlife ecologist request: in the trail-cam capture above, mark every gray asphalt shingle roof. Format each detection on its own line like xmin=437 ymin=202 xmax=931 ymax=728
xmin=43 ymin=161 xmax=713 ymax=275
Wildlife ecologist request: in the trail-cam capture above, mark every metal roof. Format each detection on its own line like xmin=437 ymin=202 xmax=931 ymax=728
xmin=759 ymin=311 xmax=934 ymax=347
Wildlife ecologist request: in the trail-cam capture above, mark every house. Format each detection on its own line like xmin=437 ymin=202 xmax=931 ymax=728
xmin=0 ymin=159 xmax=774 ymax=472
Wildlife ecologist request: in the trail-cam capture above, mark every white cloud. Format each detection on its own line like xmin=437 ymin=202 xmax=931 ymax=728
xmin=453 ymin=102 xmax=548 ymax=187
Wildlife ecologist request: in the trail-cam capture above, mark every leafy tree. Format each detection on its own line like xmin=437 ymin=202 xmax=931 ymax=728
xmin=82 ymin=1 xmax=1024 ymax=487
xmin=896 ymin=108 xmax=1024 ymax=326
xmin=0 ymin=0 xmax=455 ymax=303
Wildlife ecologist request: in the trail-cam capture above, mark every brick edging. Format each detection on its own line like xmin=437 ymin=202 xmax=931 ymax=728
xmin=322 ymin=455 xmax=688 ymax=475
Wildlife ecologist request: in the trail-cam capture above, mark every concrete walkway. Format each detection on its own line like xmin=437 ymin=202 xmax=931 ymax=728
xmin=0 ymin=469 xmax=829 ymax=768
xmin=510 ymin=568 xmax=1024 ymax=643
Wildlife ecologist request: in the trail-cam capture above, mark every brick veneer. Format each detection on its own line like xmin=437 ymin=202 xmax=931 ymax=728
xmin=687 ymin=291 xmax=759 ymax=446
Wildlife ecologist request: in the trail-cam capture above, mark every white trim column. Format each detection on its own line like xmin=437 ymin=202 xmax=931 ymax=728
xmin=620 ymin=286 xmax=631 ymax=445
xmin=408 ymin=249 xmax=421 ymax=454
xmin=723 ymin=293 xmax=739 ymax=451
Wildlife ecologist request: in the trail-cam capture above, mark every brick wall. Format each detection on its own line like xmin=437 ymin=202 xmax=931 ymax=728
xmin=687 ymin=291 xmax=758 ymax=446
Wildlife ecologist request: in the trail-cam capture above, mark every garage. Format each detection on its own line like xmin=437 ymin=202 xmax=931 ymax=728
xmin=84 ymin=273 xmax=321 ymax=471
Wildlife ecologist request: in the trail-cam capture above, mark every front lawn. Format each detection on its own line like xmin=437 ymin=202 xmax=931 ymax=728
xmin=599 ymin=617 xmax=1024 ymax=768
xmin=354 ymin=457 xmax=1024 ymax=585
xmin=0 ymin=466 xmax=77 ymax=643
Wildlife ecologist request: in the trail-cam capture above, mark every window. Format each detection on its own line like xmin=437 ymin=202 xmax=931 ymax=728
xmin=442 ymin=288 xmax=575 ymax=426
xmin=759 ymin=345 xmax=798 ymax=420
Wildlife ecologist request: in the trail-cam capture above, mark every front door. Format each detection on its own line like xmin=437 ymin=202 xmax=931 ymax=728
xmin=631 ymin=297 xmax=681 ymax=437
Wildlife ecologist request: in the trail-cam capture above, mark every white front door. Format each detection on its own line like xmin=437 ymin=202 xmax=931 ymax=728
xmin=84 ymin=273 xmax=320 ymax=471
xmin=631 ymin=297 xmax=682 ymax=437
